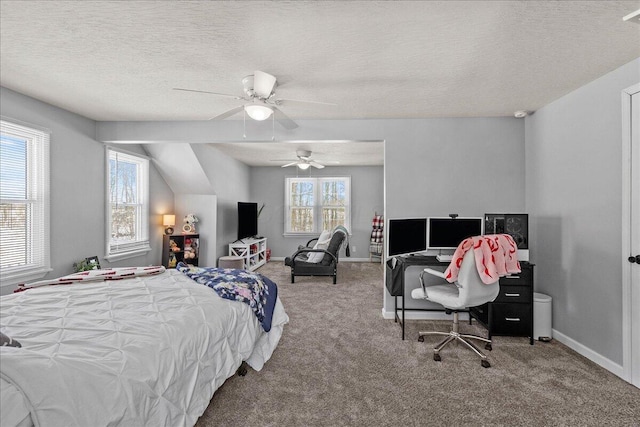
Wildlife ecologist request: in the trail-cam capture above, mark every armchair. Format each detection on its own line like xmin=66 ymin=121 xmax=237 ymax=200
xmin=284 ymin=228 xmax=347 ymax=284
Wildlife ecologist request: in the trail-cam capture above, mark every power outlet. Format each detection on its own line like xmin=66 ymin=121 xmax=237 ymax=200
xmin=352 ymin=245 xmax=356 ymax=253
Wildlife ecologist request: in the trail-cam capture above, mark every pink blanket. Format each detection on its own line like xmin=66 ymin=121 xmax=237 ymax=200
xmin=444 ymin=234 xmax=520 ymax=284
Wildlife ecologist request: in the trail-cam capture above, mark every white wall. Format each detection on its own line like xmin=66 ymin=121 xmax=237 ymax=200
xmin=525 ymin=57 xmax=640 ymax=365
xmin=0 ymin=87 xmax=174 ymax=295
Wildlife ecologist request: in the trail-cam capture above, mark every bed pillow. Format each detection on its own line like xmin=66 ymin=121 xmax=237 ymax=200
xmin=1 ymin=332 xmax=21 ymax=348
xmin=308 ymin=230 xmax=331 ymax=263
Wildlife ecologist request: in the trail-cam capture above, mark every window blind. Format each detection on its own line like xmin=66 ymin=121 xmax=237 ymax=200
xmin=0 ymin=119 xmax=50 ymax=285
xmin=106 ymin=147 xmax=150 ymax=258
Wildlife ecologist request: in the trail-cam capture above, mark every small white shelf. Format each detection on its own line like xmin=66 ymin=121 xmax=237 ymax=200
xmin=228 ymin=237 xmax=267 ymax=271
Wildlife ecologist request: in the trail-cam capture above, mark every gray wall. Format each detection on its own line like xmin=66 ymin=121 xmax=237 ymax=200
xmin=383 ymin=118 xmax=526 ymax=312
xmin=144 ymin=142 xmax=248 ymax=263
xmin=525 ymin=57 xmax=640 ymax=365
xmin=250 ymin=165 xmax=384 ymax=259
xmin=97 ymin=117 xmax=525 ymax=315
xmin=190 ymin=144 xmax=250 ymax=261
xmin=0 ymin=87 xmax=174 ymax=295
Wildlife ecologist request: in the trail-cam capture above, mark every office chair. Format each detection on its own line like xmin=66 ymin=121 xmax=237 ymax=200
xmin=411 ymin=250 xmax=500 ymax=368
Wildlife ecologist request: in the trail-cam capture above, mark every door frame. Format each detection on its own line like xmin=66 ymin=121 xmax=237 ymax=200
xmin=622 ymin=83 xmax=640 ymax=387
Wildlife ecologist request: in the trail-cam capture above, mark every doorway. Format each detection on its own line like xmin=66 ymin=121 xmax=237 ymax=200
xmin=622 ymin=83 xmax=640 ymax=388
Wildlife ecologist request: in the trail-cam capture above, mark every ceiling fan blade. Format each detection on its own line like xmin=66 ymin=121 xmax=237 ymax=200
xmin=209 ymin=106 xmax=244 ymax=121
xmin=272 ymin=107 xmax=298 ymax=130
xmin=253 ymin=70 xmax=277 ymax=98
xmin=275 ymin=97 xmax=337 ymax=106
xmin=281 ymin=161 xmax=299 ymax=168
xmin=173 ymin=88 xmax=241 ymax=99
xmin=309 ymin=161 xmax=325 ymax=169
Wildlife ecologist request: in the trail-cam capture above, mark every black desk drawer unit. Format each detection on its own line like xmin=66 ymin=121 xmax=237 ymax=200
xmin=469 ymin=262 xmax=534 ymax=345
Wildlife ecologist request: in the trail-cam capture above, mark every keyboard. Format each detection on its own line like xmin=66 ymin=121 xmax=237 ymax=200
xmin=436 ymin=254 xmax=453 ymax=262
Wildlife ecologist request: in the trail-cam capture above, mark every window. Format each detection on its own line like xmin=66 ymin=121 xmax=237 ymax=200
xmin=0 ymin=119 xmax=50 ymax=286
xmin=285 ymin=176 xmax=350 ymax=235
xmin=106 ymin=147 xmax=150 ymax=260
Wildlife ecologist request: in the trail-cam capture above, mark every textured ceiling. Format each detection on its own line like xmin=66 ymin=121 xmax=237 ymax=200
xmin=0 ymin=1 xmax=638 ymax=167
xmin=1 ymin=1 xmax=639 ymax=123
xmin=212 ymin=141 xmax=384 ymax=167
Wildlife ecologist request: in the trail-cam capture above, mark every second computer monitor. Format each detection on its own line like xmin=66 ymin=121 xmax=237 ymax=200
xmin=427 ymin=217 xmax=483 ymax=250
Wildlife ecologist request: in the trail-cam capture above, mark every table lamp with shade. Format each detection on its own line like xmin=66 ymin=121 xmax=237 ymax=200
xmin=163 ymin=214 xmax=175 ymax=235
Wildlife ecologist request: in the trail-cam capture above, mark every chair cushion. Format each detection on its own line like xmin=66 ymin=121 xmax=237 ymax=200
xmin=411 ymin=283 xmax=465 ymax=310
xmin=321 ymin=232 xmax=345 ymax=265
xmin=308 ymin=230 xmax=331 ymax=263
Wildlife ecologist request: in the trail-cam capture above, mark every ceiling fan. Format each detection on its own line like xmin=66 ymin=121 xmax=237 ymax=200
xmin=275 ymin=150 xmax=338 ymax=170
xmin=173 ymin=70 xmax=335 ymax=130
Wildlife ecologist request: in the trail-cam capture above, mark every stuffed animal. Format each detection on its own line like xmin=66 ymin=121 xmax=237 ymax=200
xmin=183 ymin=214 xmax=199 ymax=233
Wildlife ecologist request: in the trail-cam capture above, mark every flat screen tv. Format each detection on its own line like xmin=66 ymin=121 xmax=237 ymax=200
xmin=388 ymin=218 xmax=427 ymax=257
xmin=427 ymin=217 xmax=483 ymax=250
xmin=237 ymin=202 xmax=258 ymax=240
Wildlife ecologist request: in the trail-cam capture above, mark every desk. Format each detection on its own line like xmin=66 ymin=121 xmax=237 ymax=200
xmin=385 ymin=255 xmax=450 ymax=340
xmin=469 ymin=262 xmax=535 ymax=345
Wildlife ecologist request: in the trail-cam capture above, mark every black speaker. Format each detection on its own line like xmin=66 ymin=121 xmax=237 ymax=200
xmin=484 ymin=214 xmax=528 ymax=249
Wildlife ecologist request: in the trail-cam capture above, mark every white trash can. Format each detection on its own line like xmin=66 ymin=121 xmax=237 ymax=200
xmin=533 ymin=292 xmax=552 ymax=342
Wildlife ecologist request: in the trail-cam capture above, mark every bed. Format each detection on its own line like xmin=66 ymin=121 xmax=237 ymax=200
xmin=0 ymin=266 xmax=288 ymax=427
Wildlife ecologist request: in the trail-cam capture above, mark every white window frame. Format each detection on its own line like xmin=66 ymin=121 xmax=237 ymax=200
xmin=105 ymin=146 xmax=151 ymax=261
xmin=284 ymin=176 xmax=351 ymax=236
xmin=0 ymin=118 xmax=51 ymax=287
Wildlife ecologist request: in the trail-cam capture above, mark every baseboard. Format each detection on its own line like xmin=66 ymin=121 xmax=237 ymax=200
xmin=552 ymin=328 xmax=625 ymax=380
xmin=377 ymin=312 xmax=625 ymax=380
xmin=381 ymin=308 xmax=469 ymax=321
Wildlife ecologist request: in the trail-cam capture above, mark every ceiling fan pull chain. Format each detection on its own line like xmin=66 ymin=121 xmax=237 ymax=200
xmin=272 ymin=113 xmax=275 ymax=141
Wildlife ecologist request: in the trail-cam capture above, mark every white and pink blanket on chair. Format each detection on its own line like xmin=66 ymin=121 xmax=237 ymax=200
xmin=444 ymin=234 xmax=521 ymax=284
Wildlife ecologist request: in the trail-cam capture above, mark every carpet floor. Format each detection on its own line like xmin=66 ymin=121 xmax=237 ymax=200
xmin=196 ymin=261 xmax=640 ymax=426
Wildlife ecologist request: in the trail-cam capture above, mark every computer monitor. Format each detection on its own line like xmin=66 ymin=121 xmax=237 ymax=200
xmin=427 ymin=217 xmax=483 ymax=250
xmin=387 ymin=218 xmax=427 ymax=257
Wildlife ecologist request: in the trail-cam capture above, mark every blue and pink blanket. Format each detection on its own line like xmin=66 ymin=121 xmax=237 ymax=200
xmin=176 ymin=262 xmax=278 ymax=332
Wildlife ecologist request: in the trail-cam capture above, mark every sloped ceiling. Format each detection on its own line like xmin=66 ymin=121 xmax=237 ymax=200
xmin=145 ymin=144 xmax=214 ymax=194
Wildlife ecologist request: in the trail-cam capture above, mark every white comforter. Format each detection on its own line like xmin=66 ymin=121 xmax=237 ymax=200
xmin=0 ymin=269 xmax=288 ymax=427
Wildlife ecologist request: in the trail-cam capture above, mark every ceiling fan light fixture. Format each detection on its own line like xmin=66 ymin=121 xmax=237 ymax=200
xmin=297 ymin=162 xmax=311 ymax=170
xmin=245 ymin=105 xmax=273 ymax=121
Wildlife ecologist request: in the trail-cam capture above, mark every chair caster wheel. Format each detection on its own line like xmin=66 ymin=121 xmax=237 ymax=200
xmin=418 ymin=336 xmax=424 ymax=342
xmin=237 ymin=362 xmax=248 ymax=376
xmin=485 ymin=343 xmax=492 ymax=351
xmin=481 ymin=360 xmax=490 ymax=368
xmin=433 ymin=353 xmax=441 ymax=362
